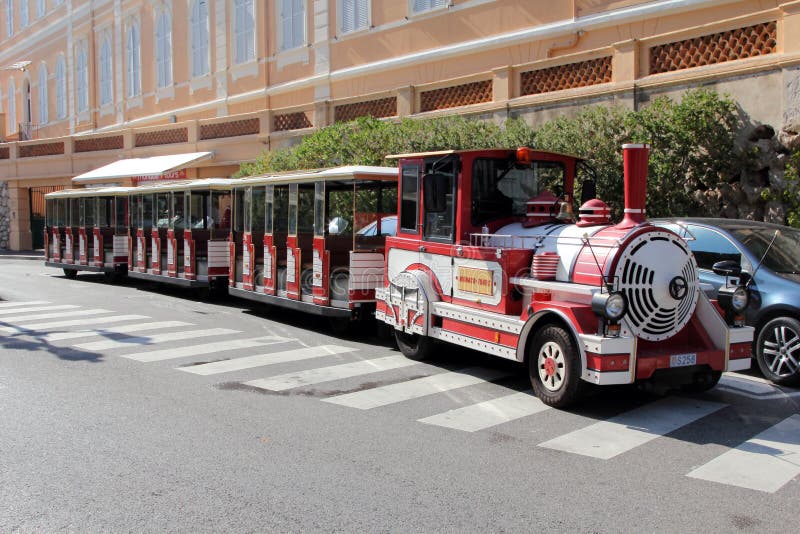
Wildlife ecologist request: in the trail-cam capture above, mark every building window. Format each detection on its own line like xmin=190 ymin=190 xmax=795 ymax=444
xmin=99 ymin=35 xmax=113 ymax=106
xmin=234 ymin=0 xmax=255 ymax=64
xmin=55 ymin=55 xmax=66 ymax=119
xmin=38 ymin=63 xmax=48 ymax=124
xmin=155 ymin=10 xmax=172 ymax=88
xmin=340 ymin=0 xmax=368 ymax=34
xmin=7 ymin=80 xmax=15 ymax=133
xmin=410 ymin=0 xmax=447 ymax=15
xmin=36 ymin=0 xmax=44 ymax=18
xmin=279 ymin=0 xmax=304 ymax=51
xmin=126 ymin=21 xmax=142 ymax=97
xmin=190 ymin=0 xmax=209 ymax=77
xmin=20 ymin=0 xmax=27 ymax=27
xmin=6 ymin=0 xmax=13 ymax=37
xmin=76 ymin=42 xmax=88 ymax=113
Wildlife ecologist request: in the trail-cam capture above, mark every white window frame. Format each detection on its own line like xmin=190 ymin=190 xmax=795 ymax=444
xmin=37 ymin=63 xmax=47 ymax=124
xmin=36 ymin=0 xmax=44 ymax=18
xmin=55 ymin=55 xmax=66 ymax=119
xmin=338 ymin=0 xmax=369 ymax=35
xmin=98 ymin=34 xmax=113 ymax=107
xmin=155 ymin=9 xmax=173 ymax=89
xmin=20 ymin=0 xmax=27 ymax=27
xmin=126 ymin=19 xmax=142 ymax=98
xmin=190 ymin=0 xmax=210 ymax=78
xmin=75 ymin=41 xmax=88 ymax=113
xmin=278 ymin=0 xmax=305 ymax=52
xmin=233 ymin=0 xmax=255 ymax=65
xmin=409 ymin=0 xmax=448 ymax=16
xmin=7 ymin=79 xmax=15 ymax=134
xmin=6 ymin=0 xmax=14 ymax=37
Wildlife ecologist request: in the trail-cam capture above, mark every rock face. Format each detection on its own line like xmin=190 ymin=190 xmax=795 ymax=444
xmin=0 ymin=181 xmax=9 ymax=250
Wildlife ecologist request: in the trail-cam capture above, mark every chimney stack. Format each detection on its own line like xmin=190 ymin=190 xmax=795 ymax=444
xmin=618 ymin=143 xmax=650 ymax=229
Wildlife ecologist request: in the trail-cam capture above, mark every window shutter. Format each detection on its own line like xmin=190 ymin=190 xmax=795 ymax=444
xmin=355 ymin=0 xmax=368 ymax=31
xmin=342 ymin=0 xmax=354 ymax=34
xmin=291 ymin=0 xmax=304 ymax=48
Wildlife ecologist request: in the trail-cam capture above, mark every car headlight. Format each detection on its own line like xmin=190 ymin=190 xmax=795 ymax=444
xmin=592 ymin=291 xmax=627 ymax=322
xmin=717 ymin=285 xmax=749 ymax=313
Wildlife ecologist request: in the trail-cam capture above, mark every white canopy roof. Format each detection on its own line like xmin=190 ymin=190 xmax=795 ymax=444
xmin=72 ymin=151 xmax=214 ymax=184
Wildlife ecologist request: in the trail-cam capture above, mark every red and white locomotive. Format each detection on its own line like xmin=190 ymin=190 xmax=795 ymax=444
xmin=376 ymin=144 xmax=753 ymax=407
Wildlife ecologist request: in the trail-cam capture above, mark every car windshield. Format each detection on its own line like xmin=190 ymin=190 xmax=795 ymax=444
xmin=730 ymin=226 xmax=800 ymax=274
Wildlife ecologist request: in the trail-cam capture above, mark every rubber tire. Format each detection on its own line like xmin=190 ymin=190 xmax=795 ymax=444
xmin=681 ymin=370 xmax=722 ymax=393
xmin=756 ymin=317 xmax=800 ymax=387
xmin=528 ymin=325 xmax=585 ymax=408
xmin=63 ymin=268 xmax=78 ymax=279
xmin=394 ymin=330 xmax=433 ymax=361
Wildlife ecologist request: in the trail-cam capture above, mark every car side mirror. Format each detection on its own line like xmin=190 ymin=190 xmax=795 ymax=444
xmin=712 ymin=259 xmax=742 ymax=277
xmin=423 ymin=173 xmax=449 ymax=214
xmin=580 ymin=179 xmax=597 ymax=204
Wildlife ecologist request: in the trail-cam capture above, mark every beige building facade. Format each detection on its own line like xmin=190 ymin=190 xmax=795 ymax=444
xmin=1 ymin=0 xmax=799 ymax=250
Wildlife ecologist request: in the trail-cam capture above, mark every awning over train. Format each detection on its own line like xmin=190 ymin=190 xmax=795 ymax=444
xmin=72 ymin=151 xmax=215 ymax=186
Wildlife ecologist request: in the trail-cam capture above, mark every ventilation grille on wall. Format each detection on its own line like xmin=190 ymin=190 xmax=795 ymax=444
xmin=520 ymin=57 xmax=612 ymax=96
xmin=419 ymin=80 xmax=492 ymax=113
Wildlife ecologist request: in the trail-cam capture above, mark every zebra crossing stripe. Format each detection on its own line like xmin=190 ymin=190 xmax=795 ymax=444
xmin=180 ymin=344 xmax=350 ymax=376
xmin=687 ymin=414 xmax=800 ymax=493
xmin=244 ymin=354 xmax=416 ymax=391
xmin=122 ymin=336 xmax=294 ymax=363
xmin=46 ymin=321 xmax=194 ymax=342
xmin=538 ymin=397 xmax=726 ymax=459
xmin=73 ymin=328 xmax=241 ymax=351
xmin=322 ymin=367 xmax=510 ymax=410
xmin=419 ymin=390 xmax=550 ymax=432
xmin=15 ymin=315 xmax=151 ymax=333
xmin=0 ymin=304 xmax=79 ymax=316
xmin=0 ymin=301 xmax=50 ymax=308
xmin=1 ymin=309 xmax=112 ymax=323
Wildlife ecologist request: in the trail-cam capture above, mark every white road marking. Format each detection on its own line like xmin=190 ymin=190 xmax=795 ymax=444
xmin=180 ymin=344 xmax=349 ymax=376
xmin=322 ymin=367 xmax=510 ymax=410
xmin=1 ymin=309 xmax=112 ymax=323
xmin=419 ymin=390 xmax=551 ymax=432
xmin=244 ymin=355 xmax=416 ymax=391
xmin=0 ymin=304 xmax=78 ymax=316
xmin=538 ymin=397 xmax=727 ymax=460
xmin=73 ymin=328 xmax=240 ymax=351
xmin=46 ymin=321 xmax=194 ymax=342
xmin=687 ymin=415 xmax=800 ymax=493
xmin=0 ymin=300 xmax=50 ymax=308
xmin=122 ymin=336 xmax=294 ymax=363
xmin=715 ymin=375 xmax=800 ymax=400
xmin=12 ymin=315 xmax=150 ymax=333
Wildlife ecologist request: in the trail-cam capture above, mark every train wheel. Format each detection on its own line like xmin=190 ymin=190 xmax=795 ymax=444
xmin=529 ymin=325 xmax=585 ymax=408
xmin=63 ymin=268 xmax=78 ymax=279
xmin=395 ymin=330 xmax=433 ymax=361
xmin=756 ymin=317 xmax=800 ymax=387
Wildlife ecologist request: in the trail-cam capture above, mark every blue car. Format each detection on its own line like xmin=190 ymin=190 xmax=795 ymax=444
xmin=653 ymin=218 xmax=800 ymax=386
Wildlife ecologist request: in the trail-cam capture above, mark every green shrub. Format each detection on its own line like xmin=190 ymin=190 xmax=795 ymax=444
xmin=778 ymin=150 xmax=800 ymax=228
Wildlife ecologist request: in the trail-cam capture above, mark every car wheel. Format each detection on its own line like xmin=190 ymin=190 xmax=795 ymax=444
xmin=756 ymin=317 xmax=800 ymax=387
xmin=528 ymin=325 xmax=585 ymax=408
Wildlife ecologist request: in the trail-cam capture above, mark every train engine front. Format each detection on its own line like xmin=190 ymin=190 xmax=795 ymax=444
xmin=376 ymin=144 xmax=754 ymax=407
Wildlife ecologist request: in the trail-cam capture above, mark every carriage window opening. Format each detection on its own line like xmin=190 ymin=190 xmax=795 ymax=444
xmin=265 ymin=186 xmax=274 ymax=234
xmin=234 ymin=188 xmax=245 ymax=233
xmin=115 ymin=197 xmax=127 ymax=232
xmin=251 ymin=187 xmax=266 ymax=234
xmin=189 ymin=192 xmax=209 ymax=230
xmin=400 ymin=164 xmax=419 ymax=233
xmin=314 ymin=182 xmax=325 ymax=237
xmin=297 ymin=185 xmax=315 ymax=234
xmin=56 ymin=199 xmax=67 ymax=227
xmin=327 ymin=185 xmax=354 ymax=237
xmin=288 ymin=184 xmax=298 ymax=235
xmin=97 ymin=197 xmax=113 ymax=228
xmin=212 ymin=191 xmax=232 ymax=236
xmin=156 ymin=194 xmax=170 ymax=228
xmin=70 ymin=198 xmax=81 ymax=227
xmin=471 ymin=159 xmax=564 ymax=226
xmin=143 ymin=195 xmax=154 ymax=229
xmin=273 ymin=186 xmax=289 ymax=234
xmin=83 ymin=198 xmax=96 ymax=227
xmin=423 ymin=160 xmax=456 ymax=243
xmin=129 ymin=196 xmax=140 ymax=231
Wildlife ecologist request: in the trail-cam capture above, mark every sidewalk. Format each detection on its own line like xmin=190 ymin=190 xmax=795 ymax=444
xmin=0 ymin=249 xmax=44 ymax=260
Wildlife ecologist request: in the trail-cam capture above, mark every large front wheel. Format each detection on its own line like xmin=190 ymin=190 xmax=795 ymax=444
xmin=529 ymin=325 xmax=585 ymax=408
xmin=394 ymin=330 xmax=433 ymax=361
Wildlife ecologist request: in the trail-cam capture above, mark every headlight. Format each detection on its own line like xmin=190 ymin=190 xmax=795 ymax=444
xmin=592 ymin=291 xmax=627 ymax=322
xmin=717 ymin=285 xmax=749 ymax=313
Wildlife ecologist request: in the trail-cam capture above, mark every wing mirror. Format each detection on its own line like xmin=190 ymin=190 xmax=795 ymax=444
xmin=712 ymin=259 xmax=742 ymax=277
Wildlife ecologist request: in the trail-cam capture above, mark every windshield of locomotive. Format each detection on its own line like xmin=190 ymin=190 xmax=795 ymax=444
xmin=471 ymin=158 xmax=565 ymax=226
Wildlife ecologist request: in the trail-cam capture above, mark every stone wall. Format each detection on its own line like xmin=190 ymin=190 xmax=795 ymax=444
xmin=0 ymin=181 xmax=9 ymax=249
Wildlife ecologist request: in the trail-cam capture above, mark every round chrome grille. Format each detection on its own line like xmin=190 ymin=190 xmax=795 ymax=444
xmin=612 ymin=230 xmax=699 ymax=341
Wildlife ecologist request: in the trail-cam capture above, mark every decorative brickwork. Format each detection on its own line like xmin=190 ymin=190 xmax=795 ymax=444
xmin=135 ymin=128 xmax=189 ymax=147
xmin=200 ymin=118 xmax=261 ymax=140
xmin=520 ymin=57 xmax=612 ymax=96
xmin=19 ymin=142 xmax=65 ymax=157
xmin=273 ymin=112 xmax=312 ymax=132
xmin=334 ymin=97 xmax=398 ymax=122
xmin=0 ymin=146 xmax=9 ymax=159
xmin=650 ymin=22 xmax=777 ymax=75
xmin=74 ymin=135 xmax=124 ymax=153
xmin=419 ymin=80 xmax=493 ymax=113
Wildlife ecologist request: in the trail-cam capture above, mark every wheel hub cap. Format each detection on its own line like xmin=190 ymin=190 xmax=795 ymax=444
xmin=538 ymin=341 xmax=566 ymax=392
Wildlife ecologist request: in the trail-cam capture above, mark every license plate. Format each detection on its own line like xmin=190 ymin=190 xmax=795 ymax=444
xmin=670 ymin=352 xmax=697 ymax=367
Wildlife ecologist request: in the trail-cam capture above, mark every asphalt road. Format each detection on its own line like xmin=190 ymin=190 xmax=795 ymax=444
xmin=1 ymin=259 xmax=799 ymax=532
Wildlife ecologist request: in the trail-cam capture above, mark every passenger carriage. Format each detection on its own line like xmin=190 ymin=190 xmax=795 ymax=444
xmin=127 ymin=179 xmax=235 ymax=290
xmin=229 ymin=166 xmax=397 ymax=321
xmin=44 ymin=187 xmax=132 ymax=279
